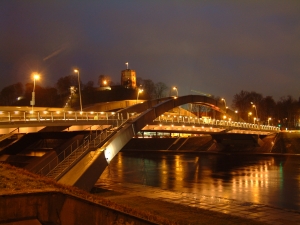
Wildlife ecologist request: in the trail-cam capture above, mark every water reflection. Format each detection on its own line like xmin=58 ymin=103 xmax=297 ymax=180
xmin=99 ymin=152 xmax=300 ymax=211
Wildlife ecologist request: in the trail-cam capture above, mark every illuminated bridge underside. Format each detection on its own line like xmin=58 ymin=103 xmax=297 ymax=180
xmin=56 ymin=95 xmax=278 ymax=191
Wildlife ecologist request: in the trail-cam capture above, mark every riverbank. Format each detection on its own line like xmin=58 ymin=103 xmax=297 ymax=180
xmin=0 ymin=163 xmax=272 ymax=225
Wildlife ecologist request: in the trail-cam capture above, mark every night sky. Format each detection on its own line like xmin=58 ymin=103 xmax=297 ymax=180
xmin=1 ymin=1 xmax=300 ymax=105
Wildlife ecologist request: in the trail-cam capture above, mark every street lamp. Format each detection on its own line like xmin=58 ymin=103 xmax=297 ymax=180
xmin=221 ymin=98 xmax=228 ymax=112
xmin=30 ymin=73 xmax=40 ymax=112
xmin=173 ymin=86 xmax=178 ymax=97
xmin=248 ymin=112 xmax=252 ymax=123
xmin=268 ymin=117 xmax=272 ymax=126
xmin=251 ymin=102 xmax=258 ymax=123
xmin=136 ymin=87 xmax=143 ymax=103
xmin=171 ymin=87 xmax=181 ymax=115
xmin=74 ymin=69 xmax=82 ymax=112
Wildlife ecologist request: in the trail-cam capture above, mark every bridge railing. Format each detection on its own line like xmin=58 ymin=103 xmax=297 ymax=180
xmin=0 ymin=110 xmax=144 ymax=128
xmin=156 ymin=115 xmax=279 ymax=131
xmin=0 ymin=128 xmax=20 ymax=142
xmin=36 ymin=126 xmax=111 ymax=176
xmin=0 ymin=110 xmax=125 ymax=123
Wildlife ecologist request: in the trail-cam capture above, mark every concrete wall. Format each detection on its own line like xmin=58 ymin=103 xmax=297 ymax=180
xmin=0 ymin=191 xmax=157 ymax=225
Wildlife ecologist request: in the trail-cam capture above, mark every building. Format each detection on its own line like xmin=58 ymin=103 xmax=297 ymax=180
xmin=121 ymin=68 xmax=136 ymax=89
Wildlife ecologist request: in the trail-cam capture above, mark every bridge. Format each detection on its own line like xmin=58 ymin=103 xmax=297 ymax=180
xmin=0 ymin=95 xmax=279 ymax=191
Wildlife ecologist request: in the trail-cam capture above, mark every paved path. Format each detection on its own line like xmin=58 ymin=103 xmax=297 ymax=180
xmin=96 ymin=179 xmax=300 ymax=225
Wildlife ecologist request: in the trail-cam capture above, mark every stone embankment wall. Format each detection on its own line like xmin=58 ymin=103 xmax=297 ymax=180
xmin=272 ymin=132 xmax=300 ymax=154
xmin=0 ymin=191 xmax=157 ymax=225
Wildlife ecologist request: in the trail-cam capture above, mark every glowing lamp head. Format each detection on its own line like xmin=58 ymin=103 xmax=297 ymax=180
xmin=33 ymin=74 xmax=40 ymax=80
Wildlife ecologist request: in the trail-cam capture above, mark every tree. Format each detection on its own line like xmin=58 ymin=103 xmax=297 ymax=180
xmin=276 ymin=96 xmax=299 ymax=129
xmin=232 ymin=90 xmax=264 ymax=122
xmin=140 ymin=79 xmax=155 ymax=100
xmin=0 ymin=82 xmax=24 ymax=106
xmin=231 ymin=90 xmax=251 ymax=121
xmin=37 ymin=87 xmax=59 ymax=107
xmin=154 ymin=82 xmax=168 ymax=99
xmin=82 ymin=81 xmax=96 ymax=105
xmin=56 ymin=75 xmax=79 ymax=95
xmin=260 ymin=96 xmax=276 ymax=124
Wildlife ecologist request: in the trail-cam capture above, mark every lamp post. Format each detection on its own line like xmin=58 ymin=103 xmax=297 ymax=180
xmin=251 ymin=102 xmax=258 ymax=124
xmin=173 ymin=86 xmax=178 ymax=97
xmin=74 ymin=69 xmax=82 ymax=112
xmin=234 ymin=110 xmax=238 ymax=121
xmin=221 ymin=98 xmax=228 ymax=112
xmin=136 ymin=87 xmax=143 ymax=103
xmin=30 ymin=73 xmax=40 ymax=112
xmin=248 ymin=112 xmax=252 ymax=123
xmin=268 ymin=117 xmax=272 ymax=126
xmin=172 ymin=87 xmax=180 ymax=115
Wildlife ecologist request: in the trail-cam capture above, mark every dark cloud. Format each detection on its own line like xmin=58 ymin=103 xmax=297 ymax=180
xmin=1 ymin=0 xmax=300 ymax=105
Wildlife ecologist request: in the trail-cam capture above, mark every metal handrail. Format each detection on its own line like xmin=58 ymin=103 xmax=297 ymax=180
xmin=47 ymin=127 xmax=120 ymax=180
xmin=0 ymin=110 xmax=120 ymax=123
xmin=36 ymin=125 xmax=107 ymax=176
xmin=154 ymin=117 xmax=279 ymax=131
xmin=36 ymin=140 xmax=80 ymax=176
xmin=0 ymin=128 xmax=20 ymax=142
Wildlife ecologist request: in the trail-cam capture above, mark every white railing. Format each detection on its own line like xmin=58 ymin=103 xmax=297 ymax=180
xmin=0 ymin=110 xmax=123 ymax=123
xmin=36 ymin=116 xmax=133 ymax=179
xmin=37 ymin=127 xmax=111 ymax=177
xmin=156 ymin=115 xmax=279 ymax=131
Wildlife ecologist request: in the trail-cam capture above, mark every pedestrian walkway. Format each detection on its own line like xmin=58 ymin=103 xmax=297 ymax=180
xmin=96 ymin=179 xmax=300 ymax=225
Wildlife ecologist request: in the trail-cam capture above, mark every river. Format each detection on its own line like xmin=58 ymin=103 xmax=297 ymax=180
xmin=98 ymin=151 xmax=300 ymax=212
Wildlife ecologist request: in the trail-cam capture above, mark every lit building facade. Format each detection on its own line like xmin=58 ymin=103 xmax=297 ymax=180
xmin=121 ymin=69 xmax=136 ymax=89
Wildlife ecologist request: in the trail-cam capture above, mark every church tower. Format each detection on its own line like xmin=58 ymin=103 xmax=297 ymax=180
xmin=121 ymin=62 xmax=136 ymax=89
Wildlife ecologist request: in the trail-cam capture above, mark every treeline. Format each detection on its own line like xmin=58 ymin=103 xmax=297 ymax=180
xmin=231 ymin=90 xmax=300 ymax=129
xmin=0 ymin=75 xmax=169 ymax=108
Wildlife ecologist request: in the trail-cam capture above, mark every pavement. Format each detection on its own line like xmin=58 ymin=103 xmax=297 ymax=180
xmin=96 ymin=179 xmax=300 ymax=225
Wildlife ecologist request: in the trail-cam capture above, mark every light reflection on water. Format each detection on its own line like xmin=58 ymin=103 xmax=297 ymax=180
xmin=98 ymin=152 xmax=300 ymax=211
